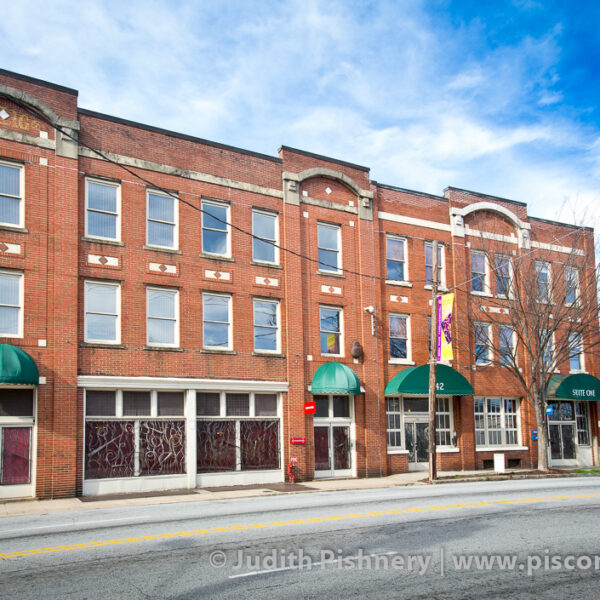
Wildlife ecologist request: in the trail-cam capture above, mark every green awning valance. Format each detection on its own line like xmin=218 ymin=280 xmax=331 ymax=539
xmin=311 ymin=362 xmax=361 ymax=395
xmin=0 ymin=344 xmax=39 ymax=385
xmin=385 ymin=364 xmax=474 ymax=396
xmin=547 ymin=374 xmax=600 ymax=401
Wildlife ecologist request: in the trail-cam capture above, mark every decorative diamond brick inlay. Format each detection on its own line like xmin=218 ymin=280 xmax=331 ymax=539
xmin=329 ymin=286 xmax=335 ymax=293
xmin=159 ymin=264 xmax=167 ymax=272
xmin=264 ymin=278 xmax=271 ymax=286
xmin=214 ymin=271 xmax=222 ymax=279
xmin=0 ymin=243 xmax=8 ymax=252
xmin=99 ymin=256 xmax=108 ymax=265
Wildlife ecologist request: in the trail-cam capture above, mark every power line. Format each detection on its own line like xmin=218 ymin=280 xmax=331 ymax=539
xmin=2 ymin=92 xmax=592 ymax=296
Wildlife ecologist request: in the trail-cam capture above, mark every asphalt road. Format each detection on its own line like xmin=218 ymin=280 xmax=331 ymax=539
xmin=1 ymin=478 xmax=600 ymax=599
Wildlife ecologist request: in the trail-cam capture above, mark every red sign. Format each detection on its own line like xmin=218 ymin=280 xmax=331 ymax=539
xmin=290 ymin=456 xmax=298 ymax=463
xmin=290 ymin=438 xmax=306 ymax=444
xmin=304 ymin=401 xmax=316 ymax=415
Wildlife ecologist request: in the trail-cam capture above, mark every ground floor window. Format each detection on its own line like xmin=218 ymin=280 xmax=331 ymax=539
xmin=0 ymin=389 xmax=35 ymax=485
xmin=474 ymin=397 xmax=520 ymax=446
xmin=385 ymin=396 xmax=453 ymax=450
xmin=84 ymin=390 xmax=186 ymax=479
xmin=196 ymin=392 xmax=280 ymax=473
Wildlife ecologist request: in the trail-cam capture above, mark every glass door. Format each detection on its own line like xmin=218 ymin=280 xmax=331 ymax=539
xmin=548 ymin=402 xmax=577 ymax=465
xmin=405 ymin=421 xmax=429 ymax=470
xmin=313 ymin=395 xmax=354 ymax=478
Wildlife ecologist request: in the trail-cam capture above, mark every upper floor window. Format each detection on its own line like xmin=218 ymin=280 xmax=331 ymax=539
xmin=495 ymin=255 xmax=511 ymax=297
xmin=425 ymin=242 xmax=443 ymax=286
xmin=569 ymin=333 xmax=583 ymax=372
xmin=0 ymin=161 xmax=23 ymax=228
xmin=317 ymin=223 xmax=341 ymax=273
xmin=471 ymin=250 xmax=488 ymax=293
xmin=201 ymin=199 xmax=230 ymax=256
xmin=389 ymin=314 xmax=409 ymax=361
xmin=203 ymin=293 xmax=232 ymax=350
xmin=536 ymin=261 xmax=551 ymax=302
xmin=474 ymin=322 xmax=491 ymax=365
xmin=253 ymin=298 xmax=280 ymax=353
xmin=84 ymin=280 xmax=120 ymax=344
xmin=0 ymin=270 xmax=23 ymax=337
xmin=320 ymin=306 xmax=342 ymax=355
xmin=86 ymin=179 xmax=120 ymax=241
xmin=564 ymin=267 xmax=579 ymax=306
xmin=386 ymin=236 xmax=406 ymax=282
xmin=147 ymin=191 xmax=177 ymax=249
xmin=147 ymin=287 xmax=178 ymax=347
xmin=252 ymin=210 xmax=278 ymax=264
xmin=498 ymin=325 xmax=515 ymax=367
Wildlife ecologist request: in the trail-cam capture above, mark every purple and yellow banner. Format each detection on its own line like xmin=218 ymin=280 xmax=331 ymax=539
xmin=437 ymin=293 xmax=454 ymax=361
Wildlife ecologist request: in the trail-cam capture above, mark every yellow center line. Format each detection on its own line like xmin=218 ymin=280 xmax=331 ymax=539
xmin=1 ymin=492 xmax=599 ymax=560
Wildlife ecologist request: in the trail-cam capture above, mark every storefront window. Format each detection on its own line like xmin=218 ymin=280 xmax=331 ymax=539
xmin=474 ymin=397 xmax=520 ymax=446
xmin=84 ymin=390 xmax=185 ymax=479
xmin=196 ymin=392 xmax=280 ymax=473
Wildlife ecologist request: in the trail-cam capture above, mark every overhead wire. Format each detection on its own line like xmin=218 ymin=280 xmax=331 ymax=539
xmin=2 ymin=92 xmax=592 ymax=296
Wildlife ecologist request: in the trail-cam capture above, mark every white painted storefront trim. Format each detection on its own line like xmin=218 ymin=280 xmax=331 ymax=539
xmin=78 ymin=375 xmax=289 ymax=392
xmin=83 ymin=474 xmax=189 ymax=496
xmin=196 ymin=470 xmax=283 ymax=487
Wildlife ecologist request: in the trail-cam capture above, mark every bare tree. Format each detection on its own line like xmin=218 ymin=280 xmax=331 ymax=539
xmin=458 ymin=215 xmax=600 ymax=472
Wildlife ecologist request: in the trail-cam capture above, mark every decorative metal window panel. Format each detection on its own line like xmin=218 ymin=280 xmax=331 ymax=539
xmin=197 ymin=421 xmax=237 ymax=472
xmin=240 ymin=420 xmax=280 ymax=470
xmin=139 ymin=420 xmax=186 ymax=475
xmin=85 ymin=421 xmax=135 ymax=479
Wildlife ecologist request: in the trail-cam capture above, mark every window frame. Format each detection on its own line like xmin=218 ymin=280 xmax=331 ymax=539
xmin=84 ymin=279 xmax=121 ymax=345
xmin=498 ymin=325 xmax=516 ymax=367
xmin=474 ymin=322 xmax=492 ymax=365
xmin=495 ymin=254 xmax=512 ymax=298
xmin=319 ymin=305 xmax=343 ymax=357
xmin=317 ymin=222 xmax=342 ymax=274
xmin=536 ymin=261 xmax=551 ymax=303
xmin=474 ymin=397 xmax=521 ymax=447
xmin=253 ymin=297 xmax=280 ymax=354
xmin=564 ymin=266 xmax=579 ymax=306
xmin=146 ymin=189 xmax=178 ymax=250
xmin=202 ymin=292 xmax=233 ymax=351
xmin=252 ymin=209 xmax=279 ymax=265
xmin=201 ymin=198 xmax=231 ymax=258
xmin=470 ymin=250 xmax=489 ymax=294
xmin=146 ymin=286 xmax=179 ymax=348
xmin=85 ymin=177 xmax=121 ymax=242
xmin=386 ymin=235 xmax=408 ymax=283
xmin=389 ymin=313 xmax=411 ymax=364
xmin=0 ymin=160 xmax=24 ymax=228
xmin=425 ymin=242 xmax=444 ymax=287
xmin=0 ymin=269 xmax=24 ymax=339
xmin=568 ymin=332 xmax=584 ymax=373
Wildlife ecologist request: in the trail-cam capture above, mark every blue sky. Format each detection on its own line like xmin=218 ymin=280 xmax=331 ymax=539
xmin=2 ymin=0 xmax=600 ymax=226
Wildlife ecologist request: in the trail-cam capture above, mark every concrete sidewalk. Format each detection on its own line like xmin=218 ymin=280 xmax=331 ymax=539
xmin=0 ymin=469 xmax=581 ymax=518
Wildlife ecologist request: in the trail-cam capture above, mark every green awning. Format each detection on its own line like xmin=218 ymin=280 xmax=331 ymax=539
xmin=311 ymin=362 xmax=361 ymax=395
xmin=547 ymin=374 xmax=600 ymax=401
xmin=0 ymin=344 xmax=39 ymax=385
xmin=385 ymin=364 xmax=474 ymax=396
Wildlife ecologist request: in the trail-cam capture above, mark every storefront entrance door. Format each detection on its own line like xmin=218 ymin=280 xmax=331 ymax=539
xmin=405 ymin=421 xmax=429 ymax=470
xmin=314 ymin=425 xmax=352 ymax=477
xmin=549 ymin=423 xmax=576 ymax=461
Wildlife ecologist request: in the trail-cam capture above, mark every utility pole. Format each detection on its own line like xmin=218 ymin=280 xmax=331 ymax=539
xmin=428 ymin=241 xmax=438 ymax=483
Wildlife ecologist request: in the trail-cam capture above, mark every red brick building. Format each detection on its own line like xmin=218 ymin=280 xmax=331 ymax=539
xmin=0 ymin=69 xmax=598 ymax=499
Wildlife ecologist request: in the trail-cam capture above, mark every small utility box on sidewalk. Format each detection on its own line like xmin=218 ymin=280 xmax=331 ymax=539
xmin=493 ymin=453 xmax=506 ymax=473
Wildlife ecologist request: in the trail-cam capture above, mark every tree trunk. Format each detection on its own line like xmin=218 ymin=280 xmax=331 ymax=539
xmin=534 ymin=395 xmax=549 ymax=472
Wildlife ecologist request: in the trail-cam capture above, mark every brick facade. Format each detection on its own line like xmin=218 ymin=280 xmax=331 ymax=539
xmin=0 ymin=69 xmax=598 ymax=499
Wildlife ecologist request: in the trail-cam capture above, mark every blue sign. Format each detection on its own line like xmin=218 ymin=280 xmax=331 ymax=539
xmin=546 ymin=406 xmax=554 ymax=415
xmin=531 ymin=429 xmax=538 ymax=441
xmin=531 ymin=430 xmax=537 ymax=435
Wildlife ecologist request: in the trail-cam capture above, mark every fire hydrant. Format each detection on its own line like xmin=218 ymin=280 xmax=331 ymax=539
xmin=287 ymin=457 xmax=298 ymax=483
